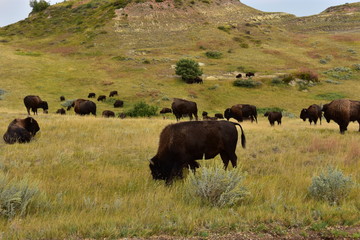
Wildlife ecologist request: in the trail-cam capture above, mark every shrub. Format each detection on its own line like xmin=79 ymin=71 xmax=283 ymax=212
xmin=125 ymin=101 xmax=158 ymax=117
xmin=175 ymin=59 xmax=203 ymax=83
xmin=352 ymin=64 xmax=360 ymax=71
xmin=294 ymin=68 xmax=319 ymax=82
xmin=233 ymin=79 xmax=262 ymax=88
xmin=240 ymin=43 xmax=249 ymax=48
xmin=0 ymin=173 xmax=44 ymax=219
xmin=308 ymin=167 xmax=353 ymax=205
xmin=315 ymin=93 xmax=346 ymax=101
xmin=218 ymin=26 xmax=231 ymax=34
xmin=257 ymin=107 xmax=285 ymax=114
xmin=205 ymin=51 xmax=222 ymax=59
xmin=185 ymin=166 xmax=249 ymax=207
xmin=324 ymin=67 xmax=353 ymax=80
xmin=271 ymin=78 xmax=285 ymax=85
xmin=30 ymin=0 xmax=50 ymax=13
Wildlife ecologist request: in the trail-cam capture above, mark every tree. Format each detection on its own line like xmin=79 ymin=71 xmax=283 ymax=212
xmin=175 ymin=59 xmax=203 ymax=83
xmin=30 ymin=0 xmax=50 ymax=13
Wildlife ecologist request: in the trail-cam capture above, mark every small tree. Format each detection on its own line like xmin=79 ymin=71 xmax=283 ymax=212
xmin=30 ymin=0 xmax=50 ymax=13
xmin=175 ymin=59 xmax=203 ymax=83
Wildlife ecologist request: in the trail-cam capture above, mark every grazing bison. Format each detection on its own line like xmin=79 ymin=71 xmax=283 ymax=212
xmin=118 ymin=113 xmax=126 ymax=119
xmin=67 ymin=99 xmax=96 ymax=116
xmin=264 ymin=111 xmax=282 ymax=126
xmin=149 ymin=121 xmax=246 ymax=184
xmin=109 ymin=91 xmax=118 ymax=97
xmin=194 ymin=77 xmax=203 ymax=84
xmin=160 ymin=108 xmax=172 ymax=114
xmin=114 ymin=100 xmax=124 ymax=108
xmin=215 ymin=113 xmax=224 ymax=119
xmin=202 ymin=111 xmax=217 ymax=121
xmin=171 ymin=98 xmax=198 ymax=121
xmin=224 ymin=104 xmax=258 ymax=123
xmin=300 ymin=104 xmax=322 ymax=125
xmin=3 ymin=117 xmax=40 ymax=144
xmin=97 ymin=95 xmax=106 ymax=101
xmin=88 ymin=93 xmax=96 ymax=98
xmin=56 ymin=108 xmax=66 ymax=115
xmin=236 ymin=74 xmax=242 ymax=78
xmin=102 ymin=110 xmax=115 ymax=118
xmin=322 ymin=99 xmax=360 ymax=134
xmin=246 ymin=72 xmax=255 ymax=77
xmin=23 ymin=95 xmax=48 ymax=115
xmin=60 ymin=96 xmax=65 ymax=101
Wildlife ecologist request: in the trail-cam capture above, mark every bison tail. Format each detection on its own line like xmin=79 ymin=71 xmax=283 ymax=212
xmin=233 ymin=123 xmax=246 ymax=149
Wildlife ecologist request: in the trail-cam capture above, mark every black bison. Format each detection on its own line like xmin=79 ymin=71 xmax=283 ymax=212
xmin=322 ymin=99 xmax=360 ymax=134
xmin=300 ymin=104 xmax=322 ymax=125
xmin=224 ymin=104 xmax=258 ymax=123
xmin=160 ymin=108 xmax=172 ymax=114
xmin=118 ymin=113 xmax=126 ymax=119
xmin=88 ymin=93 xmax=96 ymax=98
xmin=202 ymin=111 xmax=217 ymax=121
xmin=67 ymin=99 xmax=96 ymax=116
xmin=149 ymin=121 xmax=246 ymax=184
xmin=60 ymin=96 xmax=65 ymax=101
xmin=246 ymin=72 xmax=255 ymax=77
xmin=97 ymin=95 xmax=106 ymax=101
xmin=114 ymin=100 xmax=124 ymax=108
xmin=109 ymin=91 xmax=118 ymax=97
xmin=264 ymin=111 xmax=282 ymax=126
xmin=56 ymin=108 xmax=66 ymax=115
xmin=186 ymin=76 xmax=203 ymax=84
xmin=236 ymin=74 xmax=242 ymax=78
xmin=102 ymin=110 xmax=115 ymax=118
xmin=23 ymin=95 xmax=48 ymax=115
xmin=3 ymin=117 xmax=40 ymax=144
xmin=215 ymin=113 xmax=224 ymax=119
xmin=171 ymin=98 xmax=198 ymax=121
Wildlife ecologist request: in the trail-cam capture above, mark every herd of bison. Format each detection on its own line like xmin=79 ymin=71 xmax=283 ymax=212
xmin=2 ymin=93 xmax=360 ymax=183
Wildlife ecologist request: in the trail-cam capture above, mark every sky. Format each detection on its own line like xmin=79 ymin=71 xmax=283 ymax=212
xmin=0 ymin=0 xmax=359 ymax=27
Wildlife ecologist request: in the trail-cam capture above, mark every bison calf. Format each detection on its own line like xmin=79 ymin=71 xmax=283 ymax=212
xmin=149 ymin=121 xmax=246 ymax=184
xmin=102 ymin=110 xmax=115 ymax=118
xmin=109 ymin=91 xmax=118 ymax=97
xmin=97 ymin=95 xmax=106 ymax=102
xmin=56 ymin=108 xmax=66 ymax=115
xmin=300 ymin=104 xmax=322 ymax=125
xmin=3 ymin=117 xmax=40 ymax=144
xmin=88 ymin=93 xmax=96 ymax=98
xmin=264 ymin=111 xmax=282 ymax=126
xmin=114 ymin=100 xmax=124 ymax=108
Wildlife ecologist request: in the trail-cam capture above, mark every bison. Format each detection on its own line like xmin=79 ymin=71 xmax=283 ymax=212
xmin=224 ymin=104 xmax=258 ymax=123
xmin=171 ymin=98 xmax=198 ymax=121
xmin=215 ymin=113 xmax=224 ymax=119
xmin=322 ymin=99 xmax=360 ymax=134
xmin=3 ymin=117 xmax=40 ymax=144
xmin=97 ymin=95 xmax=106 ymax=102
xmin=246 ymin=72 xmax=255 ymax=77
xmin=236 ymin=74 xmax=242 ymax=78
xmin=102 ymin=110 xmax=115 ymax=118
xmin=109 ymin=91 xmax=118 ymax=97
xmin=118 ymin=113 xmax=126 ymax=119
xmin=114 ymin=100 xmax=124 ymax=108
xmin=264 ymin=111 xmax=282 ymax=126
xmin=23 ymin=95 xmax=48 ymax=115
xmin=149 ymin=121 xmax=246 ymax=184
xmin=202 ymin=111 xmax=217 ymax=121
xmin=88 ymin=93 xmax=96 ymax=98
xmin=56 ymin=108 xmax=66 ymax=115
xmin=67 ymin=99 xmax=96 ymax=116
xmin=60 ymin=96 xmax=65 ymax=101
xmin=160 ymin=108 xmax=172 ymax=119
xmin=300 ymin=104 xmax=322 ymax=125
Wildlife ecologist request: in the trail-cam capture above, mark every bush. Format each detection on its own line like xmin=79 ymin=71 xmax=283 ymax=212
xmin=205 ymin=51 xmax=222 ymax=59
xmin=315 ymin=92 xmax=346 ymax=101
xmin=125 ymin=101 xmax=158 ymax=117
xmin=233 ymin=79 xmax=262 ymax=88
xmin=185 ymin=166 xmax=249 ymax=207
xmin=294 ymin=68 xmax=319 ymax=82
xmin=30 ymin=0 xmax=50 ymax=13
xmin=309 ymin=167 xmax=353 ymax=205
xmin=257 ymin=107 xmax=285 ymax=114
xmin=0 ymin=173 xmax=44 ymax=219
xmin=352 ymin=64 xmax=360 ymax=71
xmin=324 ymin=67 xmax=353 ymax=80
xmin=175 ymin=59 xmax=203 ymax=83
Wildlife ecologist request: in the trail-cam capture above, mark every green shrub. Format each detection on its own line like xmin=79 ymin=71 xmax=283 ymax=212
xmin=218 ymin=26 xmax=231 ymax=34
xmin=308 ymin=167 xmax=353 ymax=205
xmin=30 ymin=0 xmax=50 ymax=13
xmin=0 ymin=173 xmax=44 ymax=219
xmin=324 ymin=67 xmax=353 ymax=80
xmin=125 ymin=101 xmax=158 ymax=117
xmin=271 ymin=78 xmax=285 ymax=85
xmin=315 ymin=93 xmax=346 ymax=101
xmin=257 ymin=107 xmax=285 ymax=114
xmin=205 ymin=51 xmax=222 ymax=59
xmin=185 ymin=166 xmax=249 ymax=207
xmin=233 ymin=79 xmax=262 ymax=88
xmin=240 ymin=43 xmax=249 ymax=48
xmin=175 ymin=59 xmax=203 ymax=82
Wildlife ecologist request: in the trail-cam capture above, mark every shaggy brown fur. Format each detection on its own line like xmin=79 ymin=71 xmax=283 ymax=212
xmin=3 ymin=117 xmax=40 ymax=144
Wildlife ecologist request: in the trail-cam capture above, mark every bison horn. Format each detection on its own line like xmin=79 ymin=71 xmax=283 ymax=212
xmin=149 ymin=159 xmax=154 ymax=165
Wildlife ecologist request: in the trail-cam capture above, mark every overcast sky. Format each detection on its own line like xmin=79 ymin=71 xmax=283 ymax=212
xmin=0 ymin=0 xmax=359 ymax=27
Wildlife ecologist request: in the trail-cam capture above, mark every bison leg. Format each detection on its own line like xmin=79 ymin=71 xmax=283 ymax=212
xmin=220 ymin=151 xmax=237 ymax=169
xmin=220 ymin=152 xmax=230 ymax=169
xmin=26 ymin=108 xmax=30 ymax=115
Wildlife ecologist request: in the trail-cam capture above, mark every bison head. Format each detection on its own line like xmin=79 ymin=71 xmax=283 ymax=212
xmin=264 ymin=112 xmax=270 ymax=117
xmin=23 ymin=117 xmax=40 ymax=136
xmin=149 ymin=156 xmax=170 ymax=181
xmin=40 ymin=101 xmax=49 ymax=114
xmin=300 ymin=109 xmax=308 ymax=121
xmin=224 ymin=108 xmax=231 ymax=120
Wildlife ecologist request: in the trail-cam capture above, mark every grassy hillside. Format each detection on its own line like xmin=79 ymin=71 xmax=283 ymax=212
xmin=0 ymin=0 xmax=360 ymax=238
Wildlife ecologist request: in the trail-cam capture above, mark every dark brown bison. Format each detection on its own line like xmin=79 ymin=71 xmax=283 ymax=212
xmin=264 ymin=111 xmax=282 ymax=126
xmin=300 ymin=104 xmax=322 ymax=125
xmin=118 ymin=113 xmax=126 ymax=119
xmin=3 ymin=117 xmax=40 ymax=144
xmin=109 ymin=91 xmax=118 ymax=97
xmin=114 ymin=100 xmax=124 ymax=108
xmin=67 ymin=99 xmax=96 ymax=116
xmin=246 ymin=72 xmax=255 ymax=77
xmin=60 ymin=96 xmax=65 ymax=101
xmin=236 ymin=74 xmax=242 ymax=78
xmin=202 ymin=111 xmax=217 ymax=121
xmin=171 ymin=98 xmax=198 ymax=121
xmin=215 ymin=113 xmax=224 ymax=119
xmin=224 ymin=104 xmax=258 ymax=123
xmin=322 ymin=99 xmax=360 ymax=134
xmin=102 ymin=110 xmax=115 ymax=118
xmin=88 ymin=93 xmax=96 ymax=98
xmin=56 ymin=108 xmax=66 ymax=115
xmin=160 ymin=108 xmax=172 ymax=114
xmin=23 ymin=95 xmax=48 ymax=115
xmin=97 ymin=95 xmax=106 ymax=101
xmin=149 ymin=121 xmax=246 ymax=184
